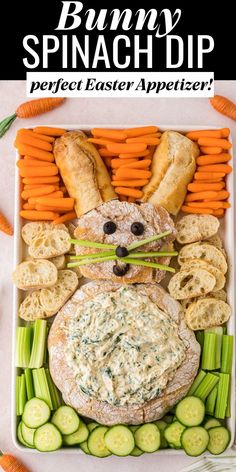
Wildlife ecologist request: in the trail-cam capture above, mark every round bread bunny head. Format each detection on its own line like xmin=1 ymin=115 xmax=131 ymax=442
xmin=73 ymin=200 xmax=176 ymax=284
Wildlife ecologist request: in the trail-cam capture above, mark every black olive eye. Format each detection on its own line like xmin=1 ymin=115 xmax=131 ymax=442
xmin=131 ymin=222 xmax=144 ymax=236
xmin=103 ymin=221 xmax=117 ymax=234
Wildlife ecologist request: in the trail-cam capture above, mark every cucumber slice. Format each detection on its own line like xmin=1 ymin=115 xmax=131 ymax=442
xmin=130 ymin=446 xmax=143 ymax=456
xmin=176 ymin=396 xmax=205 ymax=426
xmin=204 ymin=419 xmax=221 ymax=430
xmin=207 ymin=426 xmax=230 ymax=455
xmin=88 ymin=426 xmax=111 ymax=457
xmin=134 ymin=424 xmax=160 ymax=453
xmin=104 ymin=425 xmax=135 ymax=456
xmin=87 ymin=422 xmax=99 ymax=432
xmin=22 ymin=398 xmax=50 ymax=429
xmin=21 ymin=422 xmax=36 ymax=447
xmin=181 ymin=427 xmax=209 ymax=456
xmin=52 ymin=406 xmax=79 ymax=435
xmin=17 ymin=422 xmax=34 ymax=448
xmin=164 ymin=421 xmax=186 ymax=449
xmin=34 ymin=423 xmax=62 ymax=452
xmin=63 ymin=420 xmax=89 ymax=445
xmin=154 ymin=420 xmax=168 ymax=448
xmin=80 ymin=441 xmax=90 ymax=454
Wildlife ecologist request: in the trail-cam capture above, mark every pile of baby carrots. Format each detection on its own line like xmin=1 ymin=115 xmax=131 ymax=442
xmin=15 ymin=127 xmax=76 ymax=225
xmin=88 ymin=126 xmax=160 ymax=202
xmin=182 ymin=128 xmax=232 ymax=218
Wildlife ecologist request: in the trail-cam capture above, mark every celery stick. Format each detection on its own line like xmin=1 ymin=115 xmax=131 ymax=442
xmin=225 ymin=383 xmax=231 ymax=417
xmin=201 ymin=333 xmax=216 ymax=370
xmin=128 ymin=231 xmax=172 ymax=251
xmin=118 ymin=257 xmax=175 ymax=272
xmin=29 ymin=320 xmax=47 ymax=369
xmin=196 ymin=331 xmax=204 ymax=349
xmin=19 ymin=373 xmax=26 ymax=416
xmin=205 ymin=384 xmax=218 ymax=416
xmin=45 ymin=368 xmax=61 ymax=410
xmin=16 ymin=375 xmax=21 ymax=416
xmin=25 ymin=368 xmax=34 ymax=400
xmin=206 ymin=327 xmax=223 ymax=369
xmin=32 ymin=368 xmax=53 ymax=409
xmin=215 ymin=373 xmax=230 ymax=419
xmin=194 ymin=372 xmax=219 ymax=402
xmin=188 ymin=370 xmax=206 ymax=395
xmin=70 ymin=250 xmax=115 ymax=260
xmin=223 ymin=326 xmax=227 ymax=334
xmin=221 ymin=335 xmax=233 ymax=374
xmin=70 ymin=250 xmax=178 ymax=260
xmin=16 ymin=326 xmax=32 ymax=368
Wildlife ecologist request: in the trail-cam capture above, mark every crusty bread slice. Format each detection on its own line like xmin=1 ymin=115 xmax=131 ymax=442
xmin=168 ymin=268 xmax=216 ymax=300
xmin=180 ymin=259 xmax=225 ymax=292
xmin=21 ymin=222 xmax=68 ymax=245
xmin=176 ymin=215 xmax=219 ymax=244
xmin=181 ymin=289 xmax=227 ymax=311
xmin=19 ymin=290 xmax=54 ymax=321
xmin=65 ymin=256 xmax=83 ymax=278
xmin=40 ymin=270 xmax=78 ymax=315
xmin=185 ymin=298 xmax=231 ymax=330
xmin=205 ymin=234 xmax=227 ymax=257
xmin=13 ymin=260 xmax=57 ymax=290
xmin=29 ymin=229 xmax=71 ymax=259
xmin=50 ymin=255 xmax=66 ymax=269
xmin=178 ymin=243 xmax=227 ymax=274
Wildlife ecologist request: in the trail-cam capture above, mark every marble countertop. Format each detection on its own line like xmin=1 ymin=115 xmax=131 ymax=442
xmin=0 ymin=80 xmax=235 ymax=472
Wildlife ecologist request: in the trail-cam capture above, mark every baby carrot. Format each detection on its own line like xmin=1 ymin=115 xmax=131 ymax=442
xmin=115 ymin=187 xmax=143 ymax=198
xmin=200 ymin=146 xmax=223 ymax=155
xmin=119 ymin=150 xmax=150 ymax=158
xmin=24 ymin=184 xmax=56 ymax=190
xmin=33 ymin=126 xmax=66 ymax=136
xmin=35 ymin=205 xmax=71 ymax=212
xmin=193 ymin=179 xmax=224 ymax=183
xmin=17 ymin=159 xmax=54 ymax=168
xmin=194 ymin=172 xmax=225 ymax=180
xmin=23 ymin=203 xmax=35 ymax=210
xmin=120 ymin=159 xmax=151 ymax=169
xmin=187 ymin=182 xmax=225 ymax=192
xmin=186 ymin=130 xmax=224 ymax=140
xmin=88 ymin=138 xmax=118 ymax=146
xmin=28 ymin=191 xmax=64 ymax=205
xmin=116 ymin=169 xmax=152 ymax=180
xmin=126 ymin=137 xmax=160 ymax=145
xmin=111 ymin=179 xmax=148 ymax=187
xmin=197 ymin=154 xmax=231 ymax=165
xmin=204 ymin=190 xmax=229 ymax=201
xmin=18 ymin=128 xmax=55 ymax=143
xmin=20 ymin=210 xmax=60 ymax=220
xmin=198 ymin=137 xmax=231 ymax=150
xmin=0 ymin=452 xmax=32 ymax=472
xmin=98 ymin=148 xmax=116 ymax=157
xmin=196 ymin=164 xmax=232 ymax=174
xmin=181 ymin=205 xmax=213 ymax=214
xmin=19 ymin=166 xmax=58 ymax=178
xmin=22 ymin=176 xmax=60 ymax=184
xmin=212 ymin=209 xmax=225 ymax=217
xmin=107 ymin=143 xmax=147 ymax=154
xmin=52 ymin=211 xmax=77 ymax=225
xmin=0 ymin=212 xmax=13 ymax=235
xmin=210 ymin=95 xmax=236 ymax=121
xmin=91 ymin=128 xmax=127 ymax=141
xmin=21 ymin=185 xmax=56 ymax=200
xmin=36 ymin=197 xmax=74 ymax=209
xmin=188 ymin=201 xmax=231 ymax=209
xmin=16 ymin=143 xmax=54 ymax=162
xmin=111 ymin=159 xmax=138 ymax=169
xmin=123 ymin=126 xmax=159 ymax=137
xmin=185 ymin=191 xmax=218 ymax=202
xmin=16 ymin=134 xmax=53 ymax=151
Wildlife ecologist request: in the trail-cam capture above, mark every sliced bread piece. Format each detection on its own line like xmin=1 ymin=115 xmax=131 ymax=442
xmin=13 ymin=260 xmax=57 ymax=290
xmin=65 ymin=256 xmax=83 ymax=278
xmin=185 ymin=298 xmax=231 ymax=330
xmin=181 ymin=289 xmax=227 ymax=311
xmin=180 ymin=259 xmax=225 ymax=292
xmin=205 ymin=234 xmax=227 ymax=257
xmin=29 ymin=229 xmax=71 ymax=259
xmin=176 ymin=214 xmax=219 ymax=244
xmin=21 ymin=222 xmax=68 ymax=245
xmin=40 ymin=270 xmax=78 ymax=315
xmin=178 ymin=243 xmax=227 ymax=274
xmin=168 ymin=268 xmax=216 ymax=300
xmin=19 ymin=290 xmax=54 ymax=321
xmin=50 ymin=255 xmax=66 ymax=269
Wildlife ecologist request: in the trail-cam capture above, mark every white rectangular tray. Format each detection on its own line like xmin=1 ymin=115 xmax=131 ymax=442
xmin=12 ymin=124 xmax=235 ymax=454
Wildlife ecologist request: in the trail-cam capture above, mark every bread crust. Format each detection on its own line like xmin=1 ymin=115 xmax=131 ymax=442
xmin=53 ymin=131 xmax=116 ymax=217
xmin=142 ymin=131 xmax=199 ymax=215
xmin=48 ymin=281 xmax=200 ymax=425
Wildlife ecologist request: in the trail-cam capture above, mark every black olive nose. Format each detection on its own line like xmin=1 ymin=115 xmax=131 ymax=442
xmin=116 ymin=246 xmax=129 ymax=258
xmin=113 ymin=264 xmax=129 ymax=276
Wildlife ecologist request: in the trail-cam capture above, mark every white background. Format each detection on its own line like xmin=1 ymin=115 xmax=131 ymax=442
xmin=0 ymin=80 xmax=235 ymax=472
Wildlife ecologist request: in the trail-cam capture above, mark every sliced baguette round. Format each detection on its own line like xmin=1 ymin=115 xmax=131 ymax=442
xmin=185 ymin=298 xmax=231 ymax=330
xmin=50 ymin=255 xmax=66 ymax=269
xmin=19 ymin=290 xmax=54 ymax=321
xmin=168 ymin=268 xmax=216 ymax=300
xmin=13 ymin=260 xmax=57 ymax=290
xmin=40 ymin=270 xmax=78 ymax=315
xmin=180 ymin=259 xmax=225 ymax=292
xmin=181 ymin=289 xmax=227 ymax=311
xmin=21 ymin=222 xmax=68 ymax=245
xmin=29 ymin=229 xmax=71 ymax=259
xmin=176 ymin=214 xmax=219 ymax=244
xmin=178 ymin=243 xmax=227 ymax=274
